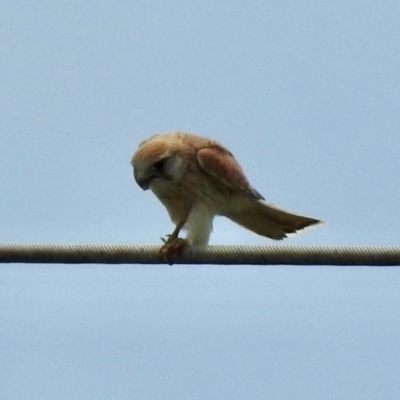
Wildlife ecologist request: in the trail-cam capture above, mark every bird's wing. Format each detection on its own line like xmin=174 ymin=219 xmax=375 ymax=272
xmin=197 ymin=141 xmax=322 ymax=240
xmin=197 ymin=145 xmax=254 ymax=194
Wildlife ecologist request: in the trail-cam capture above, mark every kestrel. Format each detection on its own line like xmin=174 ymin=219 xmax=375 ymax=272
xmin=131 ymin=132 xmax=322 ymax=260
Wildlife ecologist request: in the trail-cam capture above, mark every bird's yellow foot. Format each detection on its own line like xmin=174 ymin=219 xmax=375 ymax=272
xmin=159 ymin=236 xmax=188 ymax=264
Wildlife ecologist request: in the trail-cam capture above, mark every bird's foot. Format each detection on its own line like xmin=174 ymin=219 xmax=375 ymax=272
xmin=159 ymin=236 xmax=188 ymax=264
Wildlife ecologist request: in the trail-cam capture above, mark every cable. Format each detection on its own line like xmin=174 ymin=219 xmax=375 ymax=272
xmin=0 ymin=243 xmax=400 ymax=265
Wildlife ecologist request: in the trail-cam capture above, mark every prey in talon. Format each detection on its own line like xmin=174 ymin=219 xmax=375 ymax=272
xmin=131 ymin=132 xmax=323 ymax=262
xmin=159 ymin=221 xmax=187 ymax=263
xmin=159 ymin=236 xmax=187 ymax=263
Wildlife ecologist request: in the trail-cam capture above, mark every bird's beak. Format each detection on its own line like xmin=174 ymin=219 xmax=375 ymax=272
xmin=134 ymin=169 xmax=154 ymax=191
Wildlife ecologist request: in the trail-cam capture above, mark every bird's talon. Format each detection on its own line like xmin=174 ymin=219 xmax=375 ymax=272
xmin=160 ymin=234 xmax=173 ymax=244
xmin=158 ymin=237 xmax=187 ymax=264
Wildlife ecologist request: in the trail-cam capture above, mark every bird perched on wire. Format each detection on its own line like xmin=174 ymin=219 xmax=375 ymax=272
xmin=131 ymin=132 xmax=322 ymax=261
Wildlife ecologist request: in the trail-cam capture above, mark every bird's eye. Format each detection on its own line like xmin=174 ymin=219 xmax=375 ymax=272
xmin=154 ymin=159 xmax=166 ymax=171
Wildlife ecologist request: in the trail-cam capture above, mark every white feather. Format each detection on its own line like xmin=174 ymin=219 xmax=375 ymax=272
xmin=184 ymin=204 xmax=214 ymax=245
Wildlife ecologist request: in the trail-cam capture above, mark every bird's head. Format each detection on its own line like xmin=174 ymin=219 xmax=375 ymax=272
xmin=131 ymin=135 xmax=185 ymax=190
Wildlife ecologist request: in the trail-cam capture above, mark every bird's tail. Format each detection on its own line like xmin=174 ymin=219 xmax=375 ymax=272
xmin=225 ymin=199 xmax=322 ymax=240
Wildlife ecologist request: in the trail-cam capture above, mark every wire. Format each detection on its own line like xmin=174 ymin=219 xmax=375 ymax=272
xmin=0 ymin=243 xmax=400 ymax=265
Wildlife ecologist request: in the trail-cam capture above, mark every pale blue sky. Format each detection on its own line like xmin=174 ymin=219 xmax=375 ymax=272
xmin=1 ymin=1 xmax=400 ymax=399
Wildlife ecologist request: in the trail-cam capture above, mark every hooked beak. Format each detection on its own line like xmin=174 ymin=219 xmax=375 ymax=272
xmin=134 ymin=169 xmax=156 ymax=191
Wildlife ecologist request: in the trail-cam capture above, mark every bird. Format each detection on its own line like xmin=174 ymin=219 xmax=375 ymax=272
xmin=131 ymin=132 xmax=322 ymax=261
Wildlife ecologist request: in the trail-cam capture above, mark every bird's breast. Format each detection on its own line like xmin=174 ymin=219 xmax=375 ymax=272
xmin=150 ymin=180 xmax=193 ymax=223
xmin=149 ymin=177 xmax=228 ymax=223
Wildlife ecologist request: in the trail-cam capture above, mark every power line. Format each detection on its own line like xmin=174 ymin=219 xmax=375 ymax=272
xmin=0 ymin=243 xmax=400 ymax=266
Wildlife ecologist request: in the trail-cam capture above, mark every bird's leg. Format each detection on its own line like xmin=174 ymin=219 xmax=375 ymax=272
xmin=159 ymin=219 xmax=188 ymax=263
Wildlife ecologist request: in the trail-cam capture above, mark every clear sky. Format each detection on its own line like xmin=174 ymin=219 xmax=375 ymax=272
xmin=1 ymin=1 xmax=400 ymax=399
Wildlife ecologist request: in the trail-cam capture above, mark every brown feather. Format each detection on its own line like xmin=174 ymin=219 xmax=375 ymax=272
xmin=197 ymin=146 xmax=253 ymax=193
xmin=224 ymin=197 xmax=322 ymax=240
